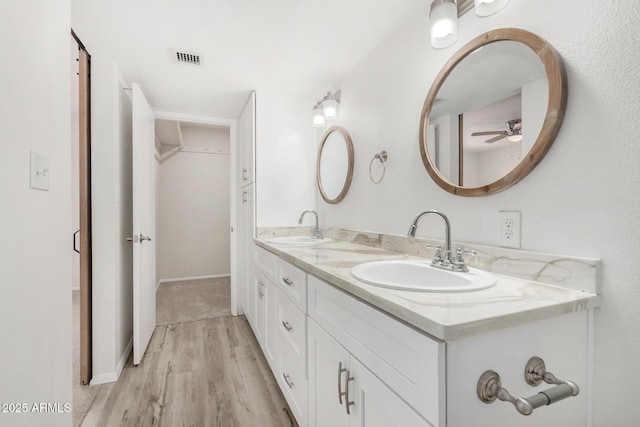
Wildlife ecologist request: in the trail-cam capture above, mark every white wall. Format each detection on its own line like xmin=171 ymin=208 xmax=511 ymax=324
xmin=90 ymin=57 xmax=134 ymax=384
xmin=256 ymin=91 xmax=317 ymax=227
xmin=0 ymin=1 xmax=72 ymax=426
xmin=157 ymin=126 xmax=231 ymax=281
xmin=321 ymin=1 xmax=640 ymax=423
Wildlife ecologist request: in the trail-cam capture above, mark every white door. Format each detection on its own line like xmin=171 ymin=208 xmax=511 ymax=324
xmin=132 ymin=83 xmax=156 ymax=365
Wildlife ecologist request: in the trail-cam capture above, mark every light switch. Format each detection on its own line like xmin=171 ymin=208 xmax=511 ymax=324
xmin=29 ymin=150 xmax=50 ymax=191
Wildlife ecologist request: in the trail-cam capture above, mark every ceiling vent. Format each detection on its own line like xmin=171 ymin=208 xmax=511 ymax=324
xmin=174 ymin=50 xmax=202 ymax=66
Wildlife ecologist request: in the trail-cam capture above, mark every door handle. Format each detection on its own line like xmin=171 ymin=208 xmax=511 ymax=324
xmin=126 ymin=235 xmax=151 ymax=243
xmin=73 ymin=230 xmax=80 ymax=254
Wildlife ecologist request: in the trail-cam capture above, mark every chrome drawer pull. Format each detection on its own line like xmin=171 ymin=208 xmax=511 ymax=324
xmin=282 ymin=277 xmax=294 ymax=286
xmin=282 ymin=321 xmax=293 ymax=332
xmin=282 ymin=373 xmax=294 ymax=389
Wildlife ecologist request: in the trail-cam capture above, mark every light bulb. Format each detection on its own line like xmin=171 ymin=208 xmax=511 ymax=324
xmin=312 ymin=103 xmax=325 ymax=127
xmin=430 ymin=0 xmax=457 ymax=49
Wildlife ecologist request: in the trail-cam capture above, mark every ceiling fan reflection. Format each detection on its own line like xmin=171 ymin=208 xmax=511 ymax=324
xmin=472 ymin=119 xmax=522 ymax=143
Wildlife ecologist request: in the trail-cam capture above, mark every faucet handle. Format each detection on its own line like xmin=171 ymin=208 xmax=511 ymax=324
xmin=451 ymin=246 xmax=474 ymax=272
xmin=456 ymin=246 xmax=476 ymax=256
xmin=429 ymin=245 xmax=443 ymax=262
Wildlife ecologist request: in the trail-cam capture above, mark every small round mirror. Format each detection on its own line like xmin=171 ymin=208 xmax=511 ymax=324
xmin=419 ymin=28 xmax=567 ymax=196
xmin=317 ymin=126 xmax=354 ymax=204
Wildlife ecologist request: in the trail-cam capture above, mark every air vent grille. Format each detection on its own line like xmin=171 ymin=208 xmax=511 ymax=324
xmin=175 ymin=51 xmax=202 ymax=66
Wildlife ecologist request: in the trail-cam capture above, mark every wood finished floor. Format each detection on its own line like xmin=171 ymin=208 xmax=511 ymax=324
xmin=82 ymin=282 xmax=295 ymax=426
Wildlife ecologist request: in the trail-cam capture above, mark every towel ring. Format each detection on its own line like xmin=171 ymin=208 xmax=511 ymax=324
xmin=369 ymin=151 xmax=387 ymax=184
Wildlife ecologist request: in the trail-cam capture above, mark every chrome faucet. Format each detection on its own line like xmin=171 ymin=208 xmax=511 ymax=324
xmin=298 ymin=210 xmax=323 ymax=239
xmin=407 ymin=210 xmax=470 ymax=272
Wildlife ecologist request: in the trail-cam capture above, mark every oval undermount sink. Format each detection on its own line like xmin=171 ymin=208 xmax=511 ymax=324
xmin=351 ymin=260 xmax=496 ymax=292
xmin=267 ymin=236 xmax=332 ymax=246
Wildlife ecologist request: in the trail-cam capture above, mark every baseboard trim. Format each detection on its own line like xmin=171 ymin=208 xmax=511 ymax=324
xmin=89 ymin=336 xmax=133 ymax=386
xmin=90 ymin=372 xmax=118 ymax=386
xmin=117 ymin=336 xmax=133 ymax=378
xmin=156 ymin=273 xmax=231 ymax=290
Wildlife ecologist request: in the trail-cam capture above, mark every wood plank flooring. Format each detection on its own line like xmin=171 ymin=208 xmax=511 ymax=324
xmin=81 ymin=281 xmax=294 ymax=426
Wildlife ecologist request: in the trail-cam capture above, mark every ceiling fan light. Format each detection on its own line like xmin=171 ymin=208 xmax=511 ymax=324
xmin=430 ymin=0 xmax=457 ymax=49
xmin=507 ymin=134 xmax=523 ymax=142
xmin=312 ymin=103 xmax=326 ymax=128
xmin=474 ymin=0 xmax=510 ymax=17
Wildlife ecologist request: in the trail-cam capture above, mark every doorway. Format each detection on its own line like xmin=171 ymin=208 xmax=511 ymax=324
xmin=71 ymin=29 xmax=92 ymax=386
xmin=153 ymin=111 xmax=238 ymax=319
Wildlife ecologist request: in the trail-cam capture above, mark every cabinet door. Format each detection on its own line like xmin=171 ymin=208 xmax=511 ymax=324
xmin=263 ymin=278 xmax=278 ymax=370
xmin=254 ymin=273 xmax=265 ymax=345
xmin=349 ymin=357 xmax=434 ymax=427
xmin=308 ymin=320 xmax=350 ymax=427
xmin=238 ymin=92 xmax=255 ymax=185
xmin=240 ymin=185 xmax=255 ymax=325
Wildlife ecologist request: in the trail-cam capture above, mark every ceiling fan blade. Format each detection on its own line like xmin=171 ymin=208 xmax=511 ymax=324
xmin=472 ymin=131 xmax=504 ymax=136
xmin=485 ymin=134 xmax=506 ymax=144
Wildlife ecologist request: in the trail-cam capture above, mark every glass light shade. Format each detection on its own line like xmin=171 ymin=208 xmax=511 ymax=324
xmin=430 ymin=0 xmax=457 ymax=49
xmin=507 ymin=133 xmax=523 ymax=142
xmin=313 ymin=104 xmax=326 ymax=127
xmin=474 ymin=0 xmax=510 ymax=17
xmin=322 ymin=98 xmax=339 ymax=121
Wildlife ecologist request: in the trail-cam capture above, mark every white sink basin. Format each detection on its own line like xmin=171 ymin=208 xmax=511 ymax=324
xmin=351 ymin=260 xmax=496 ymax=292
xmin=267 ymin=236 xmax=331 ymax=246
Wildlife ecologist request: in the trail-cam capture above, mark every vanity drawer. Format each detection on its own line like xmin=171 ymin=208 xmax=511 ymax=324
xmin=308 ymin=276 xmax=445 ymax=426
xmin=277 ymin=259 xmax=307 ymax=312
xmin=277 ymin=337 xmax=307 ymax=426
xmin=255 ymin=245 xmax=277 ymax=282
xmin=277 ymin=288 xmax=306 ymax=362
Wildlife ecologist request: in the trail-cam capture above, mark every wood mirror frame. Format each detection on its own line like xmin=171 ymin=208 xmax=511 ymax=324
xmin=419 ymin=28 xmax=567 ymax=196
xmin=317 ymin=126 xmax=354 ymax=204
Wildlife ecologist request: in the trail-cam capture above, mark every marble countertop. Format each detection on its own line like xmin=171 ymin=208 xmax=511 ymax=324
xmin=255 ymin=238 xmax=600 ymax=341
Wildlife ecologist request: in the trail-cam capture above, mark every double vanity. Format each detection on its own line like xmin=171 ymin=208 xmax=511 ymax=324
xmin=244 ymin=226 xmax=599 ymax=427
xmin=236 ymin=26 xmax=595 ymax=426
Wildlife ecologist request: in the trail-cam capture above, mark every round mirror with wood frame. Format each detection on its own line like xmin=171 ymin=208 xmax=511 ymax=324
xmin=317 ymin=126 xmax=354 ymax=204
xmin=419 ymin=28 xmax=567 ymax=196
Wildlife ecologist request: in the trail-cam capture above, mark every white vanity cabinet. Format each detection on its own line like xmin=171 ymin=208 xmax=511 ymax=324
xmin=252 ymin=243 xmax=593 ymax=427
xmin=307 ymin=276 xmax=445 ymax=427
xmin=274 ymin=257 xmax=309 ymax=426
xmin=252 ymin=246 xmax=279 ymax=370
xmin=308 ymin=320 xmax=434 ymax=427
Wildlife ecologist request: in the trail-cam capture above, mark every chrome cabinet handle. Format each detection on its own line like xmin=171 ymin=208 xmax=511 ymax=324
xmin=282 ymin=277 xmax=293 ymax=286
xmin=343 ymin=368 xmax=355 ymax=414
xmin=242 ymin=190 xmax=247 ymax=203
xmin=282 ymin=373 xmax=294 ymax=389
xmin=338 ymin=362 xmax=347 ymax=404
xmin=282 ymin=321 xmax=293 ymax=332
xmin=242 ymin=167 xmax=248 ymax=181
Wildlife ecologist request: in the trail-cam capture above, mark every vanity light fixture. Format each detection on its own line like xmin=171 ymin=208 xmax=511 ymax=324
xmin=312 ymin=91 xmax=341 ymax=127
xmin=430 ymin=0 xmax=458 ymax=49
xmin=474 ymin=0 xmax=510 ymax=17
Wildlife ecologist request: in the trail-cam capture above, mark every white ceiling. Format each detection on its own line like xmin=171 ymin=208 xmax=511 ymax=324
xmin=72 ymin=0 xmax=427 ymax=117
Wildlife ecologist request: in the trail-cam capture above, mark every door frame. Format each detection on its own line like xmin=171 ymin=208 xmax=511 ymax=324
xmin=152 ymin=110 xmax=238 ymax=315
xmin=72 ymin=29 xmax=92 ymax=385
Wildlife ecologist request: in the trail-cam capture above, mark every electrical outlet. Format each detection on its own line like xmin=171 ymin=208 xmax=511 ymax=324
xmin=499 ymin=211 xmax=521 ymax=248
